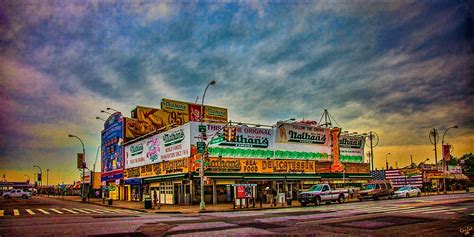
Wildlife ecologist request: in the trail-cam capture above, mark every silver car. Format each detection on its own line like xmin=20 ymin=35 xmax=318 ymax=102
xmin=393 ymin=185 xmax=421 ymax=198
xmin=3 ymin=189 xmax=32 ymax=199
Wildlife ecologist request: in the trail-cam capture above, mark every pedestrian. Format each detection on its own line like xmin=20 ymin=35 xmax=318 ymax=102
xmin=153 ymin=190 xmax=160 ymax=210
xmin=272 ymin=188 xmax=277 ymax=207
xmin=95 ymin=190 xmax=99 ymax=198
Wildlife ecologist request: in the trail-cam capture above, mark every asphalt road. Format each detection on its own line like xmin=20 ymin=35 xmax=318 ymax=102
xmin=0 ymin=194 xmax=473 ymax=236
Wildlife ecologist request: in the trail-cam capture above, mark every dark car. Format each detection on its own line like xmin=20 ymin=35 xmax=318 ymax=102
xmin=357 ymin=180 xmax=394 ymax=201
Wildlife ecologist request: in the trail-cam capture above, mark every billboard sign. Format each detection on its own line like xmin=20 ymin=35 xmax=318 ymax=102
xmin=162 ymin=98 xmax=228 ymax=123
xmin=339 ymin=135 xmax=365 ymax=163
xmin=125 ymin=123 xmax=191 ymax=168
xmin=160 ymin=123 xmax=191 ymax=161
xmin=101 ymin=112 xmax=124 ymax=181
xmin=275 ymin=122 xmax=329 ymax=145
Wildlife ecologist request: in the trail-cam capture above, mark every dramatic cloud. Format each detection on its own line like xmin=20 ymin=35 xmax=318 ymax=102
xmin=1 ymin=1 xmax=472 ymax=183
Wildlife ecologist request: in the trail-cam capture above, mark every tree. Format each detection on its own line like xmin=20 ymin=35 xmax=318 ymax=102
xmin=459 ymin=153 xmax=474 ymax=175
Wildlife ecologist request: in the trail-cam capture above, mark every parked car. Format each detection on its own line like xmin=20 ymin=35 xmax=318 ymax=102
xmin=3 ymin=189 xmax=32 ymax=199
xmin=298 ymin=184 xmax=349 ymax=206
xmin=393 ymin=185 xmax=421 ymax=198
xmin=28 ymin=188 xmax=38 ymax=196
xmin=357 ymin=180 xmax=394 ymax=201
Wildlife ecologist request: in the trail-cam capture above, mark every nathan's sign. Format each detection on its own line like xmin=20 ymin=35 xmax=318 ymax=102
xmin=276 ymin=122 xmax=329 ymax=145
xmin=207 ymin=157 xmax=242 ymax=172
xmin=339 ymin=135 xmax=364 ymax=149
xmin=162 ymin=158 xmax=189 ymax=174
xmin=219 ymin=126 xmax=273 ymax=148
xmin=163 ymin=129 xmax=185 ymax=147
xmin=159 ymin=124 xmax=190 ymax=161
xmin=204 ymin=157 xmax=315 ymax=174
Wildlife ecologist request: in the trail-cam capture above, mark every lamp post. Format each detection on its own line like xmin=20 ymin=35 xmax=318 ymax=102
xmin=106 ymin=107 xmax=120 ymax=113
xmin=24 ymin=174 xmax=30 ymax=184
xmin=96 ymin=116 xmax=106 ymax=121
xmin=365 ymin=132 xmax=379 ymax=171
xmin=442 ymin=125 xmax=458 ymax=194
xmin=100 ymin=110 xmax=113 ymax=115
xmin=385 ymin=153 xmax=391 ymax=170
xmin=46 ymin=169 xmax=49 ymax=186
xmin=429 ymin=128 xmax=439 ymax=164
xmin=33 ymin=165 xmax=42 ymax=187
xmin=200 ymin=80 xmax=216 ymax=210
xmin=68 ymin=134 xmax=86 ymax=201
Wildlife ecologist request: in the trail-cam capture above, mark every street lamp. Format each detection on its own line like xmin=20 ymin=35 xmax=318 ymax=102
xmin=33 ymin=165 xmax=42 ymax=187
xmin=47 ymin=169 xmax=49 ymax=186
xmin=200 ymin=80 xmax=216 ymax=210
xmin=100 ymin=110 xmax=113 ymax=115
xmin=385 ymin=153 xmax=391 ymax=170
xmin=429 ymin=128 xmax=439 ymax=164
xmin=96 ymin=116 xmax=106 ymax=121
xmin=24 ymin=174 xmax=30 ymax=184
xmin=442 ymin=125 xmax=458 ymax=194
xmin=106 ymin=107 xmax=120 ymax=113
xmin=68 ymin=134 xmax=86 ymax=201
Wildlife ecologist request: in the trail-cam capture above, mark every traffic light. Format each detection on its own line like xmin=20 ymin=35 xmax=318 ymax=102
xmin=224 ymin=126 xmax=230 ymax=141
xmin=230 ymin=126 xmax=236 ymax=142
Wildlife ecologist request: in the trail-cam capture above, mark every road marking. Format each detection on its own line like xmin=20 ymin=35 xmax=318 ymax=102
xmin=97 ymin=209 xmax=115 ymax=213
xmin=449 ymin=208 xmax=467 ymax=211
xmin=0 ymin=210 xmax=4 ymax=216
xmin=396 ymin=207 xmax=447 ymax=213
xmin=26 ymin=209 xmax=36 ymax=215
xmin=367 ymin=207 xmax=413 ymax=213
xmin=82 ymin=208 xmax=104 ymax=213
xmin=72 ymin=208 xmax=90 ymax=213
xmin=423 ymin=209 xmax=453 ymax=214
xmin=37 ymin=209 xmax=50 ymax=214
xmin=62 ymin=208 xmax=78 ymax=214
xmin=50 ymin=209 xmax=63 ymax=214
xmin=13 ymin=209 xmax=20 ymax=216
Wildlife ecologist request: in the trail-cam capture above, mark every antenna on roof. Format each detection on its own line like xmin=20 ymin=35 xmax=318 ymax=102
xmin=318 ymin=109 xmax=341 ymax=128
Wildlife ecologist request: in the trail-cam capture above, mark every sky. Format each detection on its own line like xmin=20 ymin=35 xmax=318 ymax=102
xmin=1 ymin=1 xmax=473 ymax=185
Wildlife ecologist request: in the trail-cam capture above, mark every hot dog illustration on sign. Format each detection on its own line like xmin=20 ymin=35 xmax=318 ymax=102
xmin=331 ymin=127 xmax=344 ymax=172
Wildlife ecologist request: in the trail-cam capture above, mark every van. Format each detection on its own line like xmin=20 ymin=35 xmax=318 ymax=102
xmin=357 ymin=180 xmax=394 ymax=201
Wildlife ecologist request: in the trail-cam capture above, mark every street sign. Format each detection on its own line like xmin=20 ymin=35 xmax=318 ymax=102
xmin=197 ymin=141 xmax=205 ymax=153
xmin=210 ymin=136 xmax=224 ymax=145
xmin=77 ymin=153 xmax=84 ymax=169
xmin=199 ymin=125 xmax=206 ymax=133
xmin=37 ymin=173 xmax=42 ymax=182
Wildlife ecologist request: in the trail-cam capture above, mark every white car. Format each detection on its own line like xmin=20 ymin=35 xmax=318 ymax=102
xmin=3 ymin=189 xmax=32 ymax=199
xmin=394 ymin=186 xmax=421 ymax=198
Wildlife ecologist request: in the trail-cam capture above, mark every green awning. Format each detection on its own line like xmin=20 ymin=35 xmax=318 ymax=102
xmin=201 ymin=172 xmax=322 ymax=180
xmin=142 ymin=173 xmax=187 ymax=183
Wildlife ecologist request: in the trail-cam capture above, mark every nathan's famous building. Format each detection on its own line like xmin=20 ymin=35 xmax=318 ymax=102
xmin=101 ymin=98 xmax=370 ymax=204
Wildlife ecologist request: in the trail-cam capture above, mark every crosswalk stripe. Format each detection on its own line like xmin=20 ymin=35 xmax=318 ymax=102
xmin=449 ymin=208 xmax=467 ymax=211
xmin=0 ymin=210 xmax=4 ymax=216
xmin=423 ymin=209 xmax=452 ymax=214
xmin=444 ymin=212 xmax=455 ymax=215
xmin=50 ymin=209 xmax=63 ymax=214
xmin=82 ymin=208 xmax=104 ymax=213
xmin=26 ymin=209 xmax=35 ymax=215
xmin=13 ymin=209 xmax=20 ymax=216
xmin=72 ymin=208 xmax=90 ymax=213
xmin=97 ymin=209 xmax=116 ymax=213
xmin=396 ymin=207 xmax=447 ymax=213
xmin=37 ymin=209 xmax=50 ymax=214
xmin=367 ymin=207 xmax=413 ymax=213
xmin=62 ymin=208 xmax=78 ymax=214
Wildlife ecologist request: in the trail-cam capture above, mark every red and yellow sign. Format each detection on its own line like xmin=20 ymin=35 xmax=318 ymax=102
xmin=331 ymin=127 xmax=344 ymax=172
xmin=124 ymin=158 xmax=190 ymax=178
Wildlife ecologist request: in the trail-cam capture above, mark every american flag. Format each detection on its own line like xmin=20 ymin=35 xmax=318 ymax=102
xmin=370 ymin=170 xmax=386 ymax=180
xmin=385 ymin=169 xmax=422 ymax=189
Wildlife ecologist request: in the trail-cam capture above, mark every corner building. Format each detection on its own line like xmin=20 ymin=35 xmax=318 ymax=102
xmin=123 ymin=121 xmax=370 ymax=205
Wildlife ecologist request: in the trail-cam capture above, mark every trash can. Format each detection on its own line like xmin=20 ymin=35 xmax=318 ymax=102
xmin=144 ymin=198 xmax=152 ymax=209
xmin=108 ymin=199 xmax=113 ymax=205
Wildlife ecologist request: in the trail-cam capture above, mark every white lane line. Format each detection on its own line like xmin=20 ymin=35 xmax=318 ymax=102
xmin=449 ymin=208 xmax=467 ymax=211
xmin=396 ymin=207 xmax=447 ymax=213
xmin=26 ymin=209 xmax=36 ymax=215
xmin=50 ymin=209 xmax=63 ymax=214
xmin=72 ymin=208 xmax=91 ymax=214
xmin=367 ymin=207 xmax=414 ymax=213
xmin=97 ymin=209 xmax=116 ymax=213
xmin=13 ymin=209 xmax=20 ymax=216
xmin=424 ymin=209 xmax=453 ymax=214
xmin=110 ymin=209 xmax=134 ymax=213
xmin=0 ymin=210 xmax=4 ymax=216
xmin=37 ymin=209 xmax=50 ymax=214
xmin=82 ymin=208 xmax=104 ymax=213
xmin=62 ymin=208 xmax=78 ymax=214
xmin=444 ymin=212 xmax=455 ymax=215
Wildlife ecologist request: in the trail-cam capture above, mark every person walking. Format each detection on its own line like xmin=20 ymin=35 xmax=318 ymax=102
xmin=272 ymin=188 xmax=278 ymax=207
xmin=153 ymin=190 xmax=160 ymax=210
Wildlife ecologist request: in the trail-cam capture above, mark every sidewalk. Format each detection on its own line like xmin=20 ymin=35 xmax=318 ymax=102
xmin=43 ymin=195 xmax=335 ymax=214
xmin=43 ymin=191 xmax=472 ymax=214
